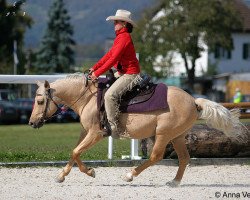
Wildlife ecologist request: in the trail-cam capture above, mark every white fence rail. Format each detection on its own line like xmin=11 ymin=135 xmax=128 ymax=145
xmin=0 ymin=74 xmax=68 ymax=84
xmin=0 ymin=74 xmax=141 ymax=160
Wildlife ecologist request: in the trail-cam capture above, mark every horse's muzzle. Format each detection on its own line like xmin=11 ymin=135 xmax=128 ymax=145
xmin=29 ymin=120 xmax=44 ymax=129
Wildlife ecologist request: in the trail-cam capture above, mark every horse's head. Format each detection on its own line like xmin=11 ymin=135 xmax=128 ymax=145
xmin=29 ymin=80 xmax=59 ymax=128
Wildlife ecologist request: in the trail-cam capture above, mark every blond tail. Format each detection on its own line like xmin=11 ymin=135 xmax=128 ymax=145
xmin=195 ymin=98 xmax=247 ymax=141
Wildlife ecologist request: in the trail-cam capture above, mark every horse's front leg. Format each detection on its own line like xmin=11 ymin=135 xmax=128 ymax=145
xmin=73 ymin=129 xmax=103 ymax=176
xmin=57 ymin=128 xmax=103 ymax=182
xmin=56 ymin=127 xmax=87 ymax=183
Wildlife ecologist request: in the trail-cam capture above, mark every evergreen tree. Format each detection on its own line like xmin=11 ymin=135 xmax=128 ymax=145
xmin=0 ymin=0 xmax=32 ymax=74
xmin=36 ymin=0 xmax=75 ymax=73
xmin=134 ymin=0 xmax=242 ymax=88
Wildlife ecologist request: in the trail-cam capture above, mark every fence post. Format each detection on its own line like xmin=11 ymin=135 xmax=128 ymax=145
xmin=131 ymin=139 xmax=141 ymax=160
xmin=108 ymin=136 xmax=113 ymax=159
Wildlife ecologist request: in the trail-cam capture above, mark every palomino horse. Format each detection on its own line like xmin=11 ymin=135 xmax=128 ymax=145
xmin=29 ymin=74 xmax=243 ymax=186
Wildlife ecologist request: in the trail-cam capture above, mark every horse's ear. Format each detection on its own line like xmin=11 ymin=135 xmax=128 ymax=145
xmin=36 ymin=81 xmax=43 ymax=86
xmin=44 ymin=80 xmax=50 ymax=90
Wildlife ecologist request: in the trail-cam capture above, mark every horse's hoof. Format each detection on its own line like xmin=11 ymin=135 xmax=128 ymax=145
xmin=55 ymin=175 xmax=65 ymax=183
xmin=122 ymin=172 xmax=133 ymax=182
xmin=166 ymin=180 xmax=180 ymax=187
xmin=87 ymin=168 xmax=95 ymax=178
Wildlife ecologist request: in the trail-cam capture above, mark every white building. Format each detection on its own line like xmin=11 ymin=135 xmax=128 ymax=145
xmin=155 ymin=0 xmax=250 ymax=77
xmin=208 ymin=0 xmax=250 ymax=74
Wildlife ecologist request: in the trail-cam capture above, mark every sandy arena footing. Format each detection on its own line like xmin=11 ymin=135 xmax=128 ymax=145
xmin=0 ymin=164 xmax=249 ymax=200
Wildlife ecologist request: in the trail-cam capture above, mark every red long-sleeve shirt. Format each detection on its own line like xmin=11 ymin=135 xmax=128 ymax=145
xmin=92 ymin=27 xmax=140 ymax=77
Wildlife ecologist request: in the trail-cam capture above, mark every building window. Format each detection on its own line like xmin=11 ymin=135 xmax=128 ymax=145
xmin=243 ymin=43 xmax=250 ymax=60
xmin=214 ymin=46 xmax=231 ymax=59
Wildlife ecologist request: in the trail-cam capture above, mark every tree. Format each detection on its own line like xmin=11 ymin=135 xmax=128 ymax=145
xmin=134 ymin=0 xmax=242 ymax=88
xmin=0 ymin=0 xmax=32 ymax=74
xmin=36 ymin=0 xmax=75 ymax=73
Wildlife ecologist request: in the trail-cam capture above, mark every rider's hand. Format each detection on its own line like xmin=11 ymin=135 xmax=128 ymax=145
xmin=88 ymin=72 xmax=97 ymax=82
xmin=88 ymin=68 xmax=94 ymax=74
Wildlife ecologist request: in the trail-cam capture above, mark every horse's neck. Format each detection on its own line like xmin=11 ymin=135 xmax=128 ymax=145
xmin=52 ymin=79 xmax=96 ymax=114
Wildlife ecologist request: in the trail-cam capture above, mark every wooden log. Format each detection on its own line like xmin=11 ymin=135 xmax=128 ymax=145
xmin=240 ymin=113 xmax=250 ymax=119
xmin=220 ymin=102 xmax=250 ymax=109
xmin=183 ymin=124 xmax=249 ymax=158
xmin=220 ymin=102 xmax=250 ymax=118
xmin=140 ymin=124 xmax=250 ymax=158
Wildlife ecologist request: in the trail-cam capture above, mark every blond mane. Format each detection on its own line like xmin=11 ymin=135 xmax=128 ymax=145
xmin=53 ymin=73 xmax=87 ymax=85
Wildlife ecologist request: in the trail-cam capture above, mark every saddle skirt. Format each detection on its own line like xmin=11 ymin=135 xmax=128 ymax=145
xmin=97 ymin=77 xmax=168 ymax=113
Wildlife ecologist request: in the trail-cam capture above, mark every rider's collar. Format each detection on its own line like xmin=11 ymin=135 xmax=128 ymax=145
xmin=115 ymin=27 xmax=128 ymax=36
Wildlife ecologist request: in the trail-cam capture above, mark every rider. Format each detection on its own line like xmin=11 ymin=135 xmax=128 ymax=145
xmin=88 ymin=9 xmax=141 ymax=139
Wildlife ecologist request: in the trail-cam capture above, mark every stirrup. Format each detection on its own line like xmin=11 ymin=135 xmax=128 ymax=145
xmin=101 ymin=125 xmax=111 ymax=137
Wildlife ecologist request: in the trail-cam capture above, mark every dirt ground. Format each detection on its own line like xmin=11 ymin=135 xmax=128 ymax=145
xmin=0 ymin=164 xmax=249 ymax=200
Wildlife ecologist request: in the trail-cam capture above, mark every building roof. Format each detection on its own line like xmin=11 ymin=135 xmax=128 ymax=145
xmin=230 ymin=73 xmax=250 ymax=81
xmin=234 ymin=0 xmax=250 ymax=31
xmin=214 ymin=72 xmax=250 ymax=81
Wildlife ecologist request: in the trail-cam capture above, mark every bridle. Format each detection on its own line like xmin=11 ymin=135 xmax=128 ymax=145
xmin=39 ymin=88 xmax=61 ymax=122
xmin=38 ymin=75 xmax=97 ymax=123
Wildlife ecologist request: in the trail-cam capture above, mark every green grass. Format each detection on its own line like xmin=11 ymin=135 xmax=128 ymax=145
xmin=1 ymin=119 xmax=248 ymax=163
xmin=0 ymin=123 xmax=131 ymax=162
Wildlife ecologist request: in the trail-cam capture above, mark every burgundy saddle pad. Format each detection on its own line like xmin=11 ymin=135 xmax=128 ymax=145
xmin=97 ymin=78 xmax=168 ymax=113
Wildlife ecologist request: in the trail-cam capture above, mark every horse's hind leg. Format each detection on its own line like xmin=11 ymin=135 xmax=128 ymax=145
xmin=168 ymin=133 xmax=190 ymax=187
xmin=123 ymin=134 xmax=169 ymax=182
xmin=56 ymin=128 xmax=87 ymax=183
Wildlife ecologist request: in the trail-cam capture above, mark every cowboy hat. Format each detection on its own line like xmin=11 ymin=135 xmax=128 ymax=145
xmin=106 ymin=9 xmax=137 ymax=27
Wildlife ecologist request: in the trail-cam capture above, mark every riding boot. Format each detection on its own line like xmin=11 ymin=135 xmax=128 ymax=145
xmin=100 ymin=121 xmax=120 ymax=139
xmin=110 ymin=122 xmax=120 ymax=139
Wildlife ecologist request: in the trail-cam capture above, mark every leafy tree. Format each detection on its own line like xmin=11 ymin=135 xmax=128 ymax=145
xmin=36 ymin=0 xmax=75 ymax=73
xmin=0 ymin=0 xmax=32 ymax=74
xmin=134 ymin=0 xmax=242 ymax=87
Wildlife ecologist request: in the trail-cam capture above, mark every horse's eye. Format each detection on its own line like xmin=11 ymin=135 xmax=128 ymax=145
xmin=37 ymin=100 xmax=44 ymax=105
